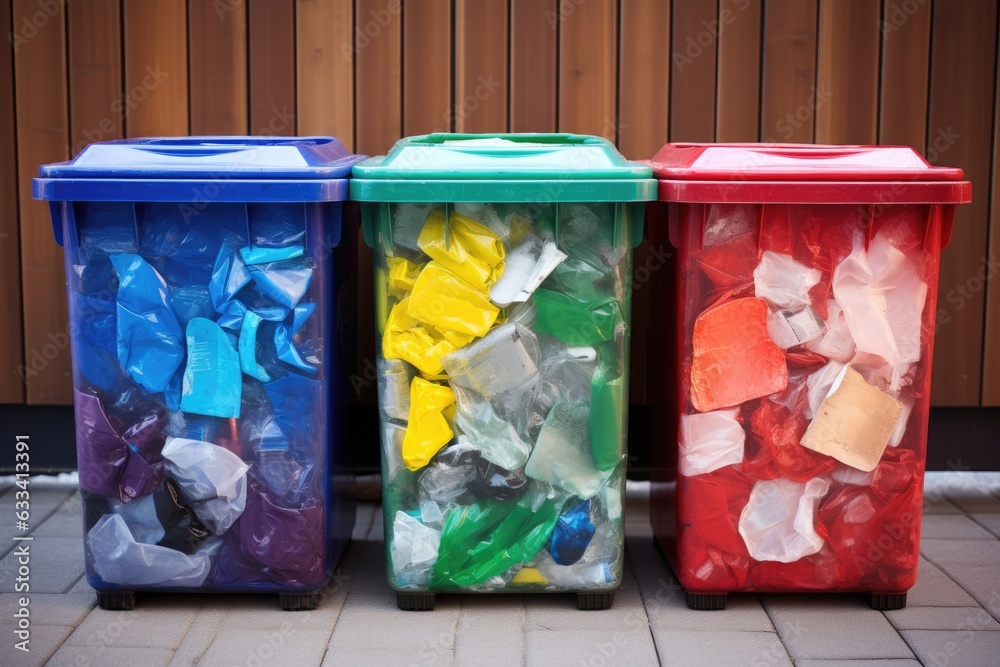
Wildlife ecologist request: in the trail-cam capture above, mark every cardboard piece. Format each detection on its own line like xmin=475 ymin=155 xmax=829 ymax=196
xmin=800 ymin=366 xmax=903 ymax=472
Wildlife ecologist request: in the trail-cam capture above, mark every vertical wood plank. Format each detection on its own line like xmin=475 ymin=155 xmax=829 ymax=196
xmin=354 ymin=0 xmax=402 ymax=155
xmin=985 ymin=39 xmax=1000 ymax=406
xmin=669 ymin=0 xmax=717 ymax=142
xmin=558 ymin=0 xmax=617 ymax=139
xmin=0 ymin=0 xmax=24 ymax=403
xmin=510 ymin=0 xmax=557 ymax=132
xmin=716 ymin=0 xmax=762 ymax=142
xmin=617 ymin=0 xmax=671 ymax=408
xmin=249 ymin=0 xmax=296 ymax=136
xmin=815 ymin=0 xmax=880 ymax=144
xmin=402 ymin=0 xmax=451 ymax=135
xmin=68 ymin=0 xmax=123 ymax=156
xmin=878 ymin=0 xmax=931 ymax=150
xmin=760 ymin=0 xmax=818 ymax=143
xmin=617 ymin=0 xmax=670 ymax=159
xmin=122 ymin=0 xmax=188 ymax=136
xmin=927 ymin=0 xmax=997 ymax=406
xmin=189 ymin=0 xmax=248 ymax=135
xmin=454 ymin=0 xmax=507 ymax=133
xmin=296 ymin=0 xmax=354 ymax=142
xmin=13 ymin=0 xmax=70 ymax=404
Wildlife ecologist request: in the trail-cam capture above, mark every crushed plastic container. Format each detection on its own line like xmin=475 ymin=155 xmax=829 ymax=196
xmin=351 ymin=133 xmax=655 ymax=610
xmin=33 ymin=137 xmax=366 ymax=611
xmin=645 ymin=143 xmax=971 ymax=610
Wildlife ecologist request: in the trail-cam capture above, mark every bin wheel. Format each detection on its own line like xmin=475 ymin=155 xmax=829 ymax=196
xmin=578 ymin=592 xmax=615 ymax=610
xmin=280 ymin=593 xmax=319 ymax=611
xmin=96 ymin=591 xmax=135 ymax=611
xmin=686 ymin=592 xmax=727 ymax=610
xmin=397 ymin=593 xmax=436 ymax=611
xmin=867 ymin=592 xmax=907 ymax=610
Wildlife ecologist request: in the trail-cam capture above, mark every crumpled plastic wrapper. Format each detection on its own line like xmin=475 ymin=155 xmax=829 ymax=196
xmin=88 ymin=513 xmax=221 ymax=587
xmin=391 ymin=511 xmax=442 ymax=587
xmin=679 ymin=408 xmax=745 ymax=477
xmin=832 ymin=234 xmax=927 ymax=390
xmin=161 ymin=437 xmax=249 ymax=535
xmin=738 ymin=477 xmax=830 ymax=563
xmin=418 ymin=210 xmax=505 ymax=290
xmin=754 ymin=251 xmax=822 ymax=310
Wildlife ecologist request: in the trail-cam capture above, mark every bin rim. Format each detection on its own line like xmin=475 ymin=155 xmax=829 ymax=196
xmin=350 ymin=133 xmax=656 ymax=203
xmin=34 ymin=136 xmax=367 ymax=207
xmin=645 ymin=143 xmax=971 ymax=205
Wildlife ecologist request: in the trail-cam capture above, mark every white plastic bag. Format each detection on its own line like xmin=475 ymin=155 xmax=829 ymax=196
xmin=489 ymin=235 xmax=567 ymax=307
xmin=738 ymin=477 xmax=830 ymax=563
xmin=805 ymin=300 xmax=856 ymax=362
xmin=832 ymin=234 xmax=927 ymax=390
xmin=161 ymin=437 xmax=249 ymax=535
xmin=88 ymin=513 xmax=221 ymax=587
xmin=805 ymin=360 xmax=846 ymax=419
xmin=753 ymin=251 xmax=822 ymax=310
xmin=524 ymin=401 xmax=613 ymax=499
xmin=679 ymin=408 xmax=745 ymax=476
xmin=390 ymin=510 xmax=442 ymax=587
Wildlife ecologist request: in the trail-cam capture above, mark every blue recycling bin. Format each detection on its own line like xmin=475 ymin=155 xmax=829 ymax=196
xmin=33 ymin=137 xmax=365 ymax=610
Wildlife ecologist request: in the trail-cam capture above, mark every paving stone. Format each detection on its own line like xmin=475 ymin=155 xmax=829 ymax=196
xmin=925 ymin=562 xmax=1000 ymax=620
xmin=47 ymin=644 xmax=174 ymax=666
xmin=944 ymin=488 xmax=1000 ymax=514
xmin=321 ymin=647 xmax=444 ymax=666
xmin=795 ymin=660 xmax=921 ymax=667
xmin=885 ymin=606 xmax=1000 ymax=631
xmin=523 ymin=573 xmax=649 ymax=633
xmin=900 ymin=629 xmax=1000 ymax=667
xmin=168 ymin=607 xmax=227 ymax=667
xmin=907 ymin=558 xmax=980 ymax=607
xmin=0 ymin=624 xmax=73 ymax=667
xmin=921 ymin=538 xmax=1000 ymax=565
xmin=969 ymin=513 xmax=1000 ymax=539
xmin=0 ymin=537 xmax=84 ymax=594
xmin=525 ymin=628 xmax=658 ymax=666
xmin=352 ymin=503 xmax=376 ymax=541
xmin=200 ymin=622 xmax=331 ymax=667
xmin=31 ymin=496 xmax=83 ymax=539
xmin=762 ymin=595 xmax=914 ymax=660
xmin=920 ymin=514 xmax=996 ymax=540
xmin=63 ymin=598 xmax=198 ymax=649
xmin=0 ymin=593 xmax=94 ymax=628
xmin=327 ymin=591 xmax=460 ymax=659
xmin=68 ymin=575 xmax=94 ymax=595
xmin=922 ymin=496 xmax=964 ymax=515
xmin=651 ymin=630 xmax=791 ymax=667
xmin=454 ymin=595 xmax=525 ymax=666
xmin=627 ymin=536 xmax=774 ymax=632
xmin=0 ymin=482 xmax=76 ymax=545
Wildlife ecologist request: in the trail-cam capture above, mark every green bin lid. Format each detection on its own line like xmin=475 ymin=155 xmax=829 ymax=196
xmin=350 ymin=133 xmax=656 ymax=203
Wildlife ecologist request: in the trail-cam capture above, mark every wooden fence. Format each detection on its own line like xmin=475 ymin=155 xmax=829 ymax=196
xmin=2 ymin=0 xmax=998 ymax=409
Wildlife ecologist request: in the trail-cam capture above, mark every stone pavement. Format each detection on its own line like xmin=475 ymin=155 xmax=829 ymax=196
xmin=0 ymin=472 xmax=998 ymax=666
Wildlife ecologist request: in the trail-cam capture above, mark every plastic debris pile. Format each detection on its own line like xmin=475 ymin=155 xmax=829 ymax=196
xmin=678 ymin=204 xmax=931 ymax=590
xmin=378 ymin=203 xmax=630 ymax=592
xmin=72 ymin=204 xmax=329 ymax=590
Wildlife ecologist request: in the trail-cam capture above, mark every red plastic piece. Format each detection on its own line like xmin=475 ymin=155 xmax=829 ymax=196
xmin=689 ymin=298 xmax=788 ymax=413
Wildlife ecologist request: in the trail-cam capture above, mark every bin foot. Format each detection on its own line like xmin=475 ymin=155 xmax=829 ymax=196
xmin=397 ymin=593 xmax=435 ymax=611
xmin=686 ymin=592 xmax=727 ymax=610
xmin=577 ymin=592 xmax=615 ymax=610
xmin=280 ymin=592 xmax=319 ymax=611
xmin=96 ymin=591 xmax=135 ymax=611
xmin=867 ymin=592 xmax=907 ymax=610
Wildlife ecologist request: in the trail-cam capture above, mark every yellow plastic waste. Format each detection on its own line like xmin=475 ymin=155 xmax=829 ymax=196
xmin=382 ymin=298 xmax=463 ymax=376
xmin=418 ymin=210 xmax=505 ymax=290
xmin=402 ymin=377 xmax=456 ymax=470
xmin=386 ymin=257 xmax=424 ymax=298
xmin=407 ymin=262 xmax=500 ymax=338
xmin=511 ymin=567 xmax=548 ymax=585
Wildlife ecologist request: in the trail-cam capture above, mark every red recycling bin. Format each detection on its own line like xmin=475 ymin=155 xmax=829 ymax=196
xmin=645 ymin=144 xmax=971 ymax=610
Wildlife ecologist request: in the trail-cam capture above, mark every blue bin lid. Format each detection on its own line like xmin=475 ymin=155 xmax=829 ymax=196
xmin=34 ymin=136 xmax=366 ymax=203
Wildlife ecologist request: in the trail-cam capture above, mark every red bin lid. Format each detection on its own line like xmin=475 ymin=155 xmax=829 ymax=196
xmin=647 ymin=143 xmax=972 ymax=205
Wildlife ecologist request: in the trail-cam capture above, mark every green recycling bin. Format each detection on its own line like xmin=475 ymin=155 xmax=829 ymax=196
xmin=351 ymin=134 xmax=655 ymax=610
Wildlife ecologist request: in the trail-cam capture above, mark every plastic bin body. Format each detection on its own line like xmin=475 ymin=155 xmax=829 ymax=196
xmin=352 ymin=134 xmax=655 ymax=598
xmin=646 ymin=143 xmax=971 ymax=598
xmin=34 ymin=137 xmax=365 ymax=596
